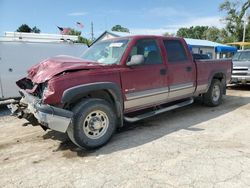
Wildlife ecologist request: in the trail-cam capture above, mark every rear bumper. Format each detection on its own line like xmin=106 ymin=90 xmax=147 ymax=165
xmin=8 ymin=90 xmax=73 ymax=133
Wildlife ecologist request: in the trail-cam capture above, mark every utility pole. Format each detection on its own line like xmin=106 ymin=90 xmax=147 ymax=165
xmin=91 ymin=22 xmax=94 ymax=41
xmin=242 ymin=19 xmax=247 ymax=50
xmin=242 ymin=12 xmax=249 ymax=50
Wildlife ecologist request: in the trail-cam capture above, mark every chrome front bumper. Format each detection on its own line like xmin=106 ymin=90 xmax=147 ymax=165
xmin=231 ymin=75 xmax=250 ymax=83
xmin=8 ymin=90 xmax=73 ymax=133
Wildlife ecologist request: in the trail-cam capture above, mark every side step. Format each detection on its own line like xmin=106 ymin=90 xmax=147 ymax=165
xmin=124 ymin=97 xmax=194 ymax=123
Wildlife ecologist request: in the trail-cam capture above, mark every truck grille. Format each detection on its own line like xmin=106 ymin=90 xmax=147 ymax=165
xmin=232 ymin=67 xmax=249 ymax=76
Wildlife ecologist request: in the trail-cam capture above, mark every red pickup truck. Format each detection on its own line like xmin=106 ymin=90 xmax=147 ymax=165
xmin=9 ymin=35 xmax=232 ymax=149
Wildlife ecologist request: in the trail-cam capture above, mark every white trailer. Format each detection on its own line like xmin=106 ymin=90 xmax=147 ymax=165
xmin=0 ymin=32 xmax=87 ymax=99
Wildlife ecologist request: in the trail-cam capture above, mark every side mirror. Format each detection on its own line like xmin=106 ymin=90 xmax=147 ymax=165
xmin=127 ymin=55 xmax=144 ymax=66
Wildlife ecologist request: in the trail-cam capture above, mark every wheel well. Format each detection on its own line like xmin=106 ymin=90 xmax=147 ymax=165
xmin=63 ymin=89 xmax=123 ymax=128
xmin=68 ymin=90 xmax=115 ymax=109
xmin=88 ymin=90 xmax=115 ymax=105
xmin=213 ymin=73 xmax=225 ymax=82
xmin=211 ymin=72 xmax=226 ymax=94
xmin=61 ymin=82 xmax=124 ymax=127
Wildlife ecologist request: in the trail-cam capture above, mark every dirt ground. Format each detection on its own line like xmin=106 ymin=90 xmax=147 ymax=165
xmin=0 ymin=85 xmax=250 ymax=188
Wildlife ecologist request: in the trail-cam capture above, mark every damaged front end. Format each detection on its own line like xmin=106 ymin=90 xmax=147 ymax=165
xmin=8 ymin=80 xmax=73 ymax=133
xmin=7 ymin=56 xmax=103 ymax=133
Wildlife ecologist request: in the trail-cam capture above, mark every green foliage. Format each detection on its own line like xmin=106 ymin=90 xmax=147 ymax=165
xmin=67 ymin=28 xmax=81 ymax=36
xmin=204 ymin=27 xmax=222 ymax=43
xmin=31 ymin=26 xmax=40 ymax=33
xmin=219 ymin=0 xmax=250 ymax=42
xmin=219 ymin=28 xmax=235 ymax=43
xmin=177 ymin=26 xmax=209 ymax=39
xmin=16 ymin=24 xmax=32 ymax=33
xmin=247 ymin=16 xmax=250 ymax=41
xmin=176 ymin=26 xmax=237 ymax=43
xmin=16 ymin=24 xmax=41 ymax=33
xmin=78 ymin=36 xmax=91 ymax=46
xmin=174 ymin=1 xmax=250 ymax=43
xmin=67 ymin=28 xmax=91 ymax=45
xmin=111 ymin=25 xmax=130 ymax=33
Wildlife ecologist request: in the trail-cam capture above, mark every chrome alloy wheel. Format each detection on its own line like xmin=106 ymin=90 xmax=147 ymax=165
xmin=83 ymin=110 xmax=109 ymax=139
xmin=212 ymin=85 xmax=220 ymax=102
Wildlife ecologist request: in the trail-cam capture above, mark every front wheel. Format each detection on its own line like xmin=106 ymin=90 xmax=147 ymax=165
xmin=67 ymin=98 xmax=117 ymax=149
xmin=203 ymin=79 xmax=223 ymax=107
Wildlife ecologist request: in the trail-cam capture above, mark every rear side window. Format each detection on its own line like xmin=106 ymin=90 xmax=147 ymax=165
xmin=164 ymin=40 xmax=188 ymax=63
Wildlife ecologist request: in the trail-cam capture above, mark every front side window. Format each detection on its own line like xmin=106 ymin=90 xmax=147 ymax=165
xmin=164 ymin=40 xmax=188 ymax=63
xmin=81 ymin=39 xmax=129 ymax=65
xmin=127 ymin=39 xmax=162 ymax=65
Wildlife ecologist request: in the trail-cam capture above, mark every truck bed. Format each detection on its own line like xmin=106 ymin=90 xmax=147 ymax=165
xmin=195 ymin=59 xmax=232 ymax=94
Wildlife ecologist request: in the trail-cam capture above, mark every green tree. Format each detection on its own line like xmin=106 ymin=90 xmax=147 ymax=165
xmin=16 ymin=24 xmax=32 ymax=32
xmin=78 ymin=36 xmax=92 ymax=46
xmin=204 ymin=27 xmax=222 ymax=42
xmin=192 ymin=26 xmax=209 ymax=39
xmin=16 ymin=24 xmax=41 ymax=33
xmin=31 ymin=26 xmax=41 ymax=33
xmin=219 ymin=0 xmax=250 ymax=42
xmin=176 ymin=26 xmax=209 ymax=39
xmin=219 ymin=28 xmax=235 ymax=43
xmin=68 ymin=28 xmax=81 ymax=36
xmin=176 ymin=27 xmax=190 ymax=38
xmin=67 ymin=28 xmax=91 ymax=45
xmin=245 ymin=15 xmax=250 ymax=42
xmin=111 ymin=25 xmax=130 ymax=33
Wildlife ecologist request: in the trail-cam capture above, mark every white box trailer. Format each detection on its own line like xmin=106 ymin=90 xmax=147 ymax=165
xmin=0 ymin=32 xmax=87 ymax=99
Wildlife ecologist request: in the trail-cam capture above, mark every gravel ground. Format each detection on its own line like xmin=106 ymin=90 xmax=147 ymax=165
xmin=0 ymin=86 xmax=250 ymax=188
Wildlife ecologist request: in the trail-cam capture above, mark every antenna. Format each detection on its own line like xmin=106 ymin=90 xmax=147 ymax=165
xmin=91 ymin=22 xmax=94 ymax=41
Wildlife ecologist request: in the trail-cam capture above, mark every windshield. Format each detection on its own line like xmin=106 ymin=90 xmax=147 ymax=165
xmin=233 ymin=51 xmax=250 ymax=61
xmin=81 ymin=39 xmax=129 ymax=65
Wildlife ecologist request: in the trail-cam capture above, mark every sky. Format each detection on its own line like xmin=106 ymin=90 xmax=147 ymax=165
xmin=0 ymin=0 xmax=227 ymax=38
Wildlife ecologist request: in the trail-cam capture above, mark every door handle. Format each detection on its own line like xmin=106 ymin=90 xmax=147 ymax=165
xmin=186 ymin=66 xmax=192 ymax=72
xmin=160 ymin=69 xmax=167 ymax=75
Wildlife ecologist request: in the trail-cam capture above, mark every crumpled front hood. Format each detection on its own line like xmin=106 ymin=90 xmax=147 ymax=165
xmin=233 ymin=60 xmax=250 ymax=68
xmin=27 ymin=55 xmax=106 ymax=83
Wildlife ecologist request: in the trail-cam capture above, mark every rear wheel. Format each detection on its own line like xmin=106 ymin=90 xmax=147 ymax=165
xmin=203 ymin=79 xmax=223 ymax=107
xmin=67 ymin=98 xmax=117 ymax=149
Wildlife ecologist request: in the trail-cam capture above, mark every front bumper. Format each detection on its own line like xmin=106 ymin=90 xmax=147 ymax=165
xmin=231 ymin=75 xmax=250 ymax=84
xmin=8 ymin=90 xmax=73 ymax=133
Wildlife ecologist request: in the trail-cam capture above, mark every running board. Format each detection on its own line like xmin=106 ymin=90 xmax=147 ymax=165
xmin=124 ymin=98 xmax=194 ymax=123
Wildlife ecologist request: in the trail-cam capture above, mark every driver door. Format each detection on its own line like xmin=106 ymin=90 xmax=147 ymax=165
xmin=120 ymin=38 xmax=168 ymax=112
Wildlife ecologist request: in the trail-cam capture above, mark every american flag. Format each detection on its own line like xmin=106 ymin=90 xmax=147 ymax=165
xmin=76 ymin=22 xmax=84 ymax=29
xmin=57 ymin=26 xmax=70 ymax=35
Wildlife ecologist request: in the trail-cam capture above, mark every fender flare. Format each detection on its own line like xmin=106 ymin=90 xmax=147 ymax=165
xmin=207 ymin=70 xmax=227 ymax=93
xmin=61 ymin=82 xmax=123 ymax=120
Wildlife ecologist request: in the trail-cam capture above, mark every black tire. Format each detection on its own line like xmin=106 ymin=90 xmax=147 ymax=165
xmin=203 ymin=79 xmax=223 ymax=107
xmin=67 ymin=98 xmax=117 ymax=149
